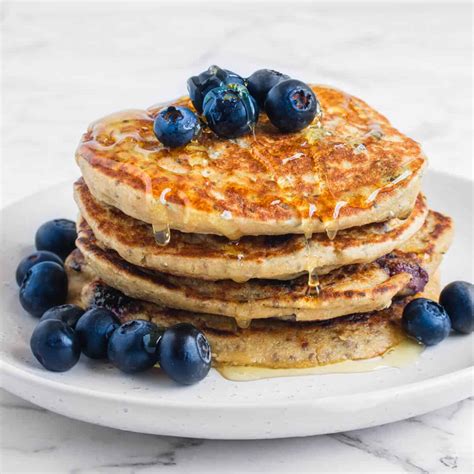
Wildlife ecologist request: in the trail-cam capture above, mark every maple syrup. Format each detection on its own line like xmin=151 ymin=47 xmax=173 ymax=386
xmin=306 ymin=267 xmax=320 ymax=295
xmin=80 ymin=86 xmax=424 ymax=241
xmin=325 ymin=227 xmax=338 ymax=241
xmin=216 ymin=338 xmax=423 ymax=381
xmin=147 ymin=184 xmax=173 ymax=246
xmin=152 ymin=223 xmax=171 ymax=246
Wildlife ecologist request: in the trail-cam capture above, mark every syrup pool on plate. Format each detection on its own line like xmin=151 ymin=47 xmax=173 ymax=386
xmin=216 ymin=338 xmax=424 ymax=381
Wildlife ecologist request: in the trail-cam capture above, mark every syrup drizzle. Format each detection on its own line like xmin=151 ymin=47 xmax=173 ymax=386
xmin=146 ymin=182 xmax=173 ymax=246
xmin=306 ymin=267 xmax=320 ymax=295
xmin=80 ymin=87 xmax=424 ymax=243
xmin=325 ymin=227 xmax=338 ymax=241
xmin=236 ymin=319 xmax=252 ymax=329
xmin=152 ymin=223 xmax=171 ymax=246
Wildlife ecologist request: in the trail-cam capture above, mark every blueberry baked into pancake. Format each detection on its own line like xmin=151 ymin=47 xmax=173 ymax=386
xmin=17 ymin=66 xmax=472 ymax=384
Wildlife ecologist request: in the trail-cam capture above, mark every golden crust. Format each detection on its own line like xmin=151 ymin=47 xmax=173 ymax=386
xmin=74 ymin=178 xmax=428 ymax=282
xmin=75 ymin=210 xmax=453 ymax=325
xmin=65 ymin=250 xmax=440 ymax=368
xmin=76 ymin=85 xmax=426 ymax=239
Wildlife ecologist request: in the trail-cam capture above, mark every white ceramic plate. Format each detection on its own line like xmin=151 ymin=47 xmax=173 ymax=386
xmin=1 ymin=171 xmax=472 ymax=439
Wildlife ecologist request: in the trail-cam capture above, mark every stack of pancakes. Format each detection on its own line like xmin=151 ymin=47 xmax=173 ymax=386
xmin=67 ymin=85 xmax=454 ymax=369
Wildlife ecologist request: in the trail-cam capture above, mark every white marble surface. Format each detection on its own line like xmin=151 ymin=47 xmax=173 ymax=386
xmin=1 ymin=1 xmax=472 ymax=472
xmin=0 ymin=388 xmax=472 ymax=473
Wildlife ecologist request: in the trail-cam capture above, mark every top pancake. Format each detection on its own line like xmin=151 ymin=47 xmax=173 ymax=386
xmin=76 ymin=85 xmax=426 ymax=239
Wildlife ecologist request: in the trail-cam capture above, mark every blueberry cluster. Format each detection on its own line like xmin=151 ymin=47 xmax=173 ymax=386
xmin=16 ymin=219 xmax=212 ymax=385
xmin=153 ymin=66 xmax=320 ymax=147
xmin=401 ymin=282 xmax=473 ymax=346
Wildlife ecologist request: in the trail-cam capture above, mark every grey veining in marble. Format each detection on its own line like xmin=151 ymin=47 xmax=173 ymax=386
xmin=1 ymin=390 xmax=473 ymax=473
xmin=2 ymin=1 xmax=472 ymax=209
xmin=1 ymin=1 xmax=472 ymax=472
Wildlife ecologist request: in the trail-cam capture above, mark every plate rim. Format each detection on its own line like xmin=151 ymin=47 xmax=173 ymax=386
xmin=1 ymin=170 xmax=473 ymax=438
xmin=1 ymin=359 xmax=473 ymax=410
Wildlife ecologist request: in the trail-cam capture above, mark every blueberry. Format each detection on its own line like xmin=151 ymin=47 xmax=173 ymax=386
xmin=75 ymin=307 xmax=120 ymax=359
xmin=223 ymin=69 xmax=246 ymax=86
xmin=88 ymin=281 xmax=138 ymax=316
xmin=153 ymin=106 xmax=200 ymax=148
xmin=35 ymin=219 xmax=77 ymax=261
xmin=247 ymin=69 xmax=290 ymax=107
xmin=439 ymin=281 xmax=474 ymax=334
xmin=107 ymin=320 xmax=162 ymax=373
xmin=203 ymin=84 xmax=259 ymax=139
xmin=16 ymin=250 xmax=63 ymax=286
xmin=187 ymin=65 xmax=246 ymax=114
xmin=40 ymin=304 xmax=85 ymax=329
xmin=30 ymin=319 xmax=80 ymax=372
xmin=19 ymin=261 xmax=68 ymax=317
xmin=402 ymin=298 xmax=451 ymax=345
xmin=158 ymin=323 xmax=211 ymax=385
xmin=265 ymin=79 xmax=320 ymax=132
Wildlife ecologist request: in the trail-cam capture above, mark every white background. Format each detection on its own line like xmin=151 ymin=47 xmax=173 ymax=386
xmin=1 ymin=0 xmax=472 ymax=208
xmin=1 ymin=1 xmax=472 ymax=473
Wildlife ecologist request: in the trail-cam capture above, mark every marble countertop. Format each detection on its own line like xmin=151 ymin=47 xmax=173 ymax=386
xmin=1 ymin=389 xmax=472 ymax=473
xmin=1 ymin=1 xmax=472 ymax=472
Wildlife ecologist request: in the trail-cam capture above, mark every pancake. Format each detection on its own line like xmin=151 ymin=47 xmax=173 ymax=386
xmin=74 ymin=178 xmax=428 ymax=282
xmin=75 ymin=210 xmax=453 ymax=326
xmin=76 ymin=85 xmax=426 ymax=239
xmin=65 ymin=249 xmax=440 ymax=368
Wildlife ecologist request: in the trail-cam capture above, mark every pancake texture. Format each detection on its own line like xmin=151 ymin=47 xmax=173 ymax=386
xmin=74 ymin=179 xmax=428 ymax=282
xmin=75 ymin=210 xmax=453 ymax=325
xmin=65 ymin=249 xmax=440 ymax=368
xmin=76 ymin=85 xmax=426 ymax=239
xmin=70 ymin=79 xmax=455 ymax=371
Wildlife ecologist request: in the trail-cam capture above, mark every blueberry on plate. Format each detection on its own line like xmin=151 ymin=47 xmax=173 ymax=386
xmin=16 ymin=250 xmax=63 ymax=286
xmin=203 ymin=84 xmax=259 ymax=139
xmin=402 ymin=298 xmax=451 ymax=345
xmin=439 ymin=281 xmax=474 ymax=334
xmin=158 ymin=323 xmax=211 ymax=385
xmin=187 ymin=65 xmax=245 ymax=114
xmin=153 ymin=106 xmax=200 ymax=148
xmin=40 ymin=304 xmax=85 ymax=329
xmin=30 ymin=319 xmax=80 ymax=372
xmin=75 ymin=307 xmax=120 ymax=359
xmin=35 ymin=219 xmax=77 ymax=261
xmin=247 ymin=69 xmax=290 ymax=107
xmin=19 ymin=261 xmax=68 ymax=317
xmin=265 ymin=79 xmax=320 ymax=133
xmin=108 ymin=320 xmax=162 ymax=373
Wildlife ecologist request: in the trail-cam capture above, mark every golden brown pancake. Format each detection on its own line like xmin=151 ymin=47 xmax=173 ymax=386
xmin=74 ymin=178 xmax=428 ymax=282
xmin=76 ymin=85 xmax=426 ymax=239
xmin=75 ymin=210 xmax=453 ymax=325
xmin=65 ymin=249 xmax=440 ymax=368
